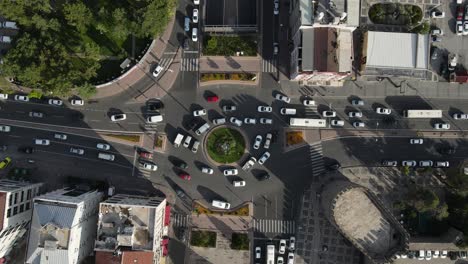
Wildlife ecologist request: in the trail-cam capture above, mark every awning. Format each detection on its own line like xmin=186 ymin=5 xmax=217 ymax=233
xmin=164 ymin=205 xmax=171 ymax=226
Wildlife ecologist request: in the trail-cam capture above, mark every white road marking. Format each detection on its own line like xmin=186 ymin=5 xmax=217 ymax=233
xmin=8 ymin=135 xmax=21 ymax=138
xmin=47 ymin=140 xmax=135 ymax=158
xmin=131 ymin=151 xmax=138 ymax=177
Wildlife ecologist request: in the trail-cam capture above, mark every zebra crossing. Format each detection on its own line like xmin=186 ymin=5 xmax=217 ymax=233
xmin=253 ymin=219 xmax=295 ymax=234
xmin=309 ymin=142 xmax=325 ymax=176
xmin=172 ymin=213 xmax=190 ymax=228
xmin=262 ymin=58 xmax=277 ymax=73
xmin=158 ymin=58 xmax=173 ymax=70
xmin=180 ymin=58 xmax=199 ymax=71
xmin=135 ymin=166 xmax=153 ymax=179
xmin=144 ymin=122 xmax=165 ymax=132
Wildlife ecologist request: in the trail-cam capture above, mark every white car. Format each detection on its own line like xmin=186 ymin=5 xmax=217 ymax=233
xmin=431 ymin=10 xmax=445 ymax=18
xmin=441 ymin=250 xmax=448 ymax=258
xmin=253 ymin=135 xmax=262 ymax=150
xmin=435 ymin=161 xmax=449 ymax=168
xmin=434 ymin=123 xmax=450 ymax=129
xmin=258 ymin=152 xmax=271 ymax=165
xmin=275 ymin=93 xmax=290 ymax=103
xmin=0 ymin=125 xmax=11 ymax=132
xmin=331 ymin=120 xmax=344 ymax=127
xmin=97 ymin=143 xmax=111 ymax=150
xmin=0 ymin=93 xmax=8 ymax=100
xmin=192 ymin=9 xmax=199 ymax=23
xmin=48 ymin=99 xmax=63 ymax=106
xmin=273 ymin=42 xmax=279 ymax=55
xmin=54 ymin=133 xmax=67 ymax=140
xmin=419 ymin=160 xmax=433 ymax=167
xmin=29 ymin=111 xmax=44 ymax=118
xmin=348 ymin=111 xmax=362 ymax=118
xmin=264 ymin=133 xmax=272 ymax=149
xmin=322 ymin=111 xmax=336 ymax=117
xmin=71 ymin=99 xmax=84 ymax=106
xmin=192 ymin=28 xmax=198 ymax=42
xmin=242 ymin=157 xmax=257 ymax=171
xmin=410 ymin=138 xmax=423 ymax=144
xmin=433 ymin=250 xmax=439 ymax=258
xmin=453 ymin=113 xmax=468 ymax=119
xmin=194 ymin=0 xmax=199 ymax=4
xmin=274 ymin=0 xmax=279 ymax=15
xmin=141 ymin=162 xmax=158 ymax=171
xmin=244 ymin=118 xmax=256 ymax=125
xmin=457 ymin=20 xmax=464 ymax=36
xmin=212 ymin=200 xmax=231 ymax=209
xmin=431 ymin=28 xmax=443 ymax=35
xmin=230 ymin=117 xmax=242 ymax=126
xmin=289 ymin=237 xmax=295 ymax=251
xmin=213 ymin=117 xmax=226 ymax=125
xmin=14 ymin=95 xmax=29 ymax=102
xmin=260 ymin=118 xmax=273 ymax=124
xmin=152 ymin=65 xmax=163 ymax=77
xmin=183 ymin=136 xmax=192 ymax=148
xmin=464 ymin=21 xmax=468 ymax=36
xmin=193 ymin=109 xmax=207 ymax=117
xmin=277 ymin=257 xmax=284 ymax=264
xmin=352 ymin=100 xmax=364 ymax=106
xmin=110 ymin=114 xmax=126 ymax=121
xmin=223 ymin=168 xmax=238 ymax=176
xmin=303 ymin=99 xmax=315 ymax=106
xmin=279 ymin=239 xmax=287 ymax=254
xmin=201 ymin=167 xmax=214 ymax=174
xmin=147 ymin=115 xmax=163 ymax=123
xmin=35 ymin=139 xmax=50 ymax=145
xmin=353 ymin=121 xmax=365 ymax=128
xmin=255 ymin=247 xmax=261 ymax=259
xmin=287 ymin=252 xmax=295 ymax=264
xmin=376 ymin=108 xmax=391 ymax=115
xmin=426 ymin=250 xmax=432 ymax=260
xmin=402 ymin=160 xmax=416 ymax=167
xmin=222 ymin=105 xmax=236 ymax=112
xmin=70 ymin=147 xmax=84 ymax=155
xmin=258 ymin=106 xmax=272 ymax=112
xmin=191 ymin=140 xmax=200 ymax=153
xmin=233 ymin=180 xmax=246 ymax=187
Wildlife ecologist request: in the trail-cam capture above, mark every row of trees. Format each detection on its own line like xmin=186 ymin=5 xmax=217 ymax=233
xmin=0 ymin=0 xmax=174 ymax=97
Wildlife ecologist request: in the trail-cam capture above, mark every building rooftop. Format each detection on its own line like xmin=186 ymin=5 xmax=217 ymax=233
xmin=333 ymin=188 xmax=399 ymax=258
xmin=122 ymin=251 xmax=154 ymax=264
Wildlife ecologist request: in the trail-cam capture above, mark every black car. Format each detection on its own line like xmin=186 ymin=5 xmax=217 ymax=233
xmin=147 ymin=100 xmax=164 ymax=111
xmin=20 ymin=147 xmax=35 ymax=154
xmin=175 ymin=188 xmax=186 ymax=198
xmin=258 ymin=172 xmax=271 ymax=181
xmin=182 ymin=38 xmax=189 ymax=50
xmin=176 ymin=161 xmax=188 ymax=170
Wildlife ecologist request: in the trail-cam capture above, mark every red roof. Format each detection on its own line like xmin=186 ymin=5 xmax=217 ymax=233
xmin=455 ymin=75 xmax=468 ymax=83
xmin=95 ymin=251 xmax=121 ymax=264
xmin=121 ymin=251 xmax=154 ymax=264
xmin=0 ymin=192 xmax=6 ymax=233
xmin=164 ymin=205 xmax=171 ymax=226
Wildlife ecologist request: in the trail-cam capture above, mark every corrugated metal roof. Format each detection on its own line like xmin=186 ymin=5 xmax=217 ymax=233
xmin=302 ymin=28 xmax=315 ymax=71
xmin=35 ymin=203 xmax=76 ymax=228
xmin=40 ymin=248 xmax=69 ymax=264
xmin=366 ymin=32 xmax=428 ymax=69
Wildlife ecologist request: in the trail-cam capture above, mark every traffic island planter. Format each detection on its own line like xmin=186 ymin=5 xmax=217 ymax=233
xmin=204 ymin=126 xmax=247 ymax=165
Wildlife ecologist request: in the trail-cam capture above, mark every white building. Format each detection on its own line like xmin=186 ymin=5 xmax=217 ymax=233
xmin=25 ymin=187 xmax=104 ymax=264
xmin=0 ymin=180 xmax=42 ymax=260
xmin=94 ymin=194 xmax=169 ymax=264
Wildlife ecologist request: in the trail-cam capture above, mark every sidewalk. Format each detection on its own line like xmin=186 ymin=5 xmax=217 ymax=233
xmin=94 ymin=15 xmax=179 ymax=99
xmin=199 ymin=56 xmax=260 ymax=72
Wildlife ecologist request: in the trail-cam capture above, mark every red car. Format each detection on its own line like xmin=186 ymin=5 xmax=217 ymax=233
xmin=139 ymin=151 xmax=153 ymax=159
xmin=179 ymin=173 xmax=191 ymax=180
xmin=458 ymin=6 xmax=464 ymax=20
xmin=206 ymin=95 xmax=219 ymax=102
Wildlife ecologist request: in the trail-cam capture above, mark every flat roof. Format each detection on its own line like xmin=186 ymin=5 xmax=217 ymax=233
xmin=205 ymin=0 xmax=256 ymax=26
xmin=366 ymin=31 xmax=428 ymax=69
xmin=302 ymin=28 xmax=314 ymax=71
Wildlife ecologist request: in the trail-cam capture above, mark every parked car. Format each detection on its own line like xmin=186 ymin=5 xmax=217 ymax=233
xmin=29 ymin=111 xmax=44 ymax=118
xmin=0 ymin=93 xmax=8 ymax=100
xmin=264 ymin=133 xmax=272 ymax=149
xmin=54 ymin=133 xmax=67 ymax=140
xmin=141 ymin=162 xmax=158 ymax=171
xmin=457 ymin=20 xmax=464 ymax=36
xmin=434 ymin=123 xmax=450 ymax=129
xmin=253 ymin=135 xmax=262 ymax=150
xmin=223 ymin=168 xmax=238 ymax=176
xmin=193 ymin=109 xmax=207 ymax=117
xmin=212 ymin=117 xmax=226 ymax=125
xmin=303 ymin=99 xmax=315 ymax=106
xmin=139 ymin=150 xmax=153 ymax=159
xmin=277 ymin=257 xmax=284 ymax=264
xmin=152 ymin=64 xmax=163 ymax=77
xmin=179 ymin=173 xmax=191 ymax=180
xmin=260 ymin=118 xmax=273 ymax=124
xmin=453 ymin=113 xmax=468 ymax=119
xmin=242 ymin=156 xmax=257 ymax=171
xmin=183 ymin=136 xmax=192 ymax=148
xmin=434 ymin=161 xmax=449 ymax=168
xmin=327 ymin=161 xmax=341 ymax=170
xmin=410 ymin=138 xmax=423 ymax=144
xmin=464 ymin=21 xmax=468 ymax=36
xmin=176 ymin=161 xmax=188 ymax=170
xmin=14 ymin=95 xmax=29 ymax=102
xmin=289 ymin=237 xmax=296 ymax=251
xmin=230 ymin=117 xmax=242 ymax=126
xmin=147 ymin=114 xmax=163 ymax=123
xmin=275 ymin=93 xmax=291 ymax=103
xmin=274 ymin=0 xmax=279 ymax=15
xmin=255 ymin=247 xmax=261 ymax=259
xmin=244 ymin=118 xmax=256 ymax=125
xmin=376 ymin=107 xmax=391 ymax=115
xmin=110 ymin=114 xmax=126 ymax=121
xmin=382 ymin=160 xmax=398 ymax=167
xmin=259 ymin=172 xmax=271 ymax=181
xmin=258 ymin=152 xmax=271 ymax=165
xmin=322 ymin=111 xmax=336 ymax=117
xmin=331 ymin=120 xmax=344 ymax=127
xmin=419 ymin=160 xmax=433 ymax=167
xmin=233 ymin=180 xmax=246 ymax=187
xmin=71 ymin=99 xmax=84 ymax=106
xmin=353 ymin=121 xmax=365 ymax=128
xmin=426 ymin=250 xmax=432 ymax=260
xmin=97 ymin=143 xmax=111 ymax=150
xmin=402 ymin=160 xmax=416 ymax=167
xmin=279 ymin=239 xmax=287 ymax=254
xmin=348 ymin=111 xmax=362 ymax=118
xmin=201 ymin=167 xmax=214 ymax=174
xmin=431 ymin=28 xmax=443 ymax=35
xmin=191 ymin=140 xmax=200 ymax=153
xmin=431 ymin=10 xmax=445 ymax=18
xmin=48 ymin=99 xmax=63 ymax=106
xmin=432 ymin=36 xmax=442 ymax=42
xmin=192 ymin=9 xmax=199 ymax=23
xmin=352 ymin=99 xmax=364 ymax=106
xmin=192 ymin=28 xmax=198 ymax=42
xmin=258 ymin=106 xmax=273 ymax=112
xmin=287 ymin=252 xmax=295 ymax=264
xmin=222 ymin=105 xmax=236 ymax=112
xmin=206 ymin=95 xmax=219 ymax=102
xmin=212 ymin=200 xmax=230 ymax=209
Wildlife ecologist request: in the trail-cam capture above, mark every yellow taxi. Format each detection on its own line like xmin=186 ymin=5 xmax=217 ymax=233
xmin=0 ymin=157 xmax=12 ymax=169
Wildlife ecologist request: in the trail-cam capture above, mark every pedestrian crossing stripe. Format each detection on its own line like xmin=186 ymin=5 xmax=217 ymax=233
xmin=253 ymin=219 xmax=295 ymax=234
xmin=309 ymin=143 xmax=325 ymax=176
xmin=158 ymin=58 xmax=173 ymax=69
xmin=172 ymin=214 xmax=190 ymax=227
xmin=181 ymin=58 xmax=199 ymax=71
xmin=262 ymin=59 xmax=277 ymax=73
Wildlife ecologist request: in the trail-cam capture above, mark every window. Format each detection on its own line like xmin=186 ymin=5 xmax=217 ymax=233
xmin=13 ymin=193 xmax=17 ymax=204
xmin=27 ymin=190 xmax=31 ymax=200
xmin=8 ymin=195 xmax=11 ymax=206
xmin=6 ymin=209 xmax=10 ymax=218
xmin=26 ymin=202 xmax=30 ymax=210
xmin=19 ymin=204 xmax=24 ymax=213
xmin=13 ymin=207 xmax=17 ymax=215
xmin=20 ymin=191 xmax=24 ymax=203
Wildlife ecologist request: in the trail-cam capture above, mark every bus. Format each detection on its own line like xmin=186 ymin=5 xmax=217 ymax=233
xmin=403 ymin=109 xmax=442 ymax=118
xmin=290 ymin=118 xmax=327 ymax=128
xmin=267 ymin=244 xmax=275 ymax=264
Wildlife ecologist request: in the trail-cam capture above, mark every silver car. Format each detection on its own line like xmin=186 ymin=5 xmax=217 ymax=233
xmin=70 ymin=147 xmax=84 ymax=155
xmin=348 ymin=111 xmax=363 ymax=118
xmin=253 ymin=135 xmax=262 ymax=150
xmin=230 ymin=117 xmax=242 ymax=127
xmin=275 ymin=93 xmax=290 ymax=103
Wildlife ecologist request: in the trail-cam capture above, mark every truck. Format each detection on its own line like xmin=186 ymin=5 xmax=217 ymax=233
xmin=174 ymin=133 xmax=184 ymax=147
xmin=290 ymin=118 xmax=327 ymax=128
xmin=266 ymin=244 xmax=275 ymax=264
xmin=403 ymin=110 xmax=442 ymax=118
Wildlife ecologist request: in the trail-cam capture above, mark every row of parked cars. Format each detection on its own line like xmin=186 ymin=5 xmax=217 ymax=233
xmin=2 ymin=94 xmax=85 ymax=106
xmin=382 ymin=160 xmax=449 ymax=168
xmin=401 ymin=249 xmax=468 ymax=260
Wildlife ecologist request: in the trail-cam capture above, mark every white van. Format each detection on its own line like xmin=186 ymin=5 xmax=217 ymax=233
xmin=147 ymin=114 xmax=163 ymax=123
xmin=184 ymin=17 xmax=190 ymax=32
xmin=212 ymin=200 xmax=231 ymax=209
xmin=280 ymin=108 xmax=296 ymax=115
xmin=195 ymin=122 xmax=210 ymax=135
xmin=98 ymin=152 xmax=115 ymax=161
xmin=1 ymin=21 xmax=18 ymax=29
xmin=174 ymin=133 xmax=184 ymax=147
xmin=183 ymin=135 xmax=192 ymax=148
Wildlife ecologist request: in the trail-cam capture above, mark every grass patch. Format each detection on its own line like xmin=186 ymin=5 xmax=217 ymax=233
xmin=200 ymin=73 xmax=256 ymax=82
xmin=203 ymin=35 xmax=257 ymax=56
xmin=193 ymin=201 xmax=249 ymax=216
xmin=206 ymin=128 xmax=245 ymax=163
xmin=155 ymin=135 xmax=165 ymax=149
xmin=368 ymin=3 xmax=422 ymax=25
xmin=190 ymin=230 xmax=217 ymax=248
xmin=286 ymin=131 xmax=304 ymax=146
xmin=103 ymin=134 xmax=141 ymax=143
xmin=0 ymin=77 xmax=11 ymax=90
xmin=231 ymin=233 xmax=249 ymax=250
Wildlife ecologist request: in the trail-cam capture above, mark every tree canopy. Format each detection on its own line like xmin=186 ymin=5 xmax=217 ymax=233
xmin=0 ymin=0 xmax=174 ymax=95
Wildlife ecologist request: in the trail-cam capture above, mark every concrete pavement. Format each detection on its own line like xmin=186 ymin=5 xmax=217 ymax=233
xmin=199 ymin=56 xmax=261 ymax=72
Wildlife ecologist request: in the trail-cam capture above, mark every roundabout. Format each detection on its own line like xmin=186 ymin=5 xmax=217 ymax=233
xmin=205 ymin=127 xmax=246 ymax=164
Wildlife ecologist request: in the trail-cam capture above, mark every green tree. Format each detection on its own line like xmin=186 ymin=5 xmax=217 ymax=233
xmin=436 ymin=203 xmax=449 ymax=220
xmin=412 ymin=21 xmax=430 ymax=34
xmin=402 ymin=165 xmax=410 ymax=176
xmin=407 ymin=188 xmax=439 ymax=212
xmin=112 ymin=8 xmax=131 ymax=40
xmin=140 ymin=0 xmax=175 ymax=38
xmin=63 ymin=2 xmax=92 ymax=33
xmin=77 ymin=83 xmax=97 ymax=98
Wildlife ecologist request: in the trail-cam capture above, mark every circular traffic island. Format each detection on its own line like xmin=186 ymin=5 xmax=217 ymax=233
xmin=206 ymin=127 xmax=246 ymax=164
